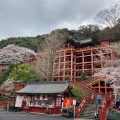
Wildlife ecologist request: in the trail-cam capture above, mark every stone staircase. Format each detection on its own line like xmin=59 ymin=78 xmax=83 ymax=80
xmin=80 ymin=96 xmax=103 ymax=120
xmin=80 ymin=104 xmax=97 ymax=119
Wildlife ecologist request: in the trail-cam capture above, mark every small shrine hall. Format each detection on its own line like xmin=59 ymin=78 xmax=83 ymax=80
xmin=15 ymin=81 xmax=74 ymax=114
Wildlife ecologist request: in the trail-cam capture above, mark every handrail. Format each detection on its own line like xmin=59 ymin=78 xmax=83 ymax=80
xmin=76 ymin=97 xmax=87 ymax=118
xmin=74 ymin=80 xmax=97 ymax=118
xmin=74 ymin=80 xmax=107 ymax=99
xmin=74 ymin=80 xmax=99 ymax=93
xmin=76 ymin=91 xmax=96 ymax=118
xmin=74 ymin=81 xmax=93 ymax=91
xmin=87 ymin=91 xmax=95 ymax=103
xmin=74 ymin=80 xmax=113 ymax=119
xmin=100 ymin=97 xmax=108 ymax=120
xmin=100 ymin=91 xmax=113 ymax=120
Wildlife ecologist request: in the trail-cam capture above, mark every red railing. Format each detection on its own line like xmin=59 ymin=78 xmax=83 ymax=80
xmin=99 ymin=92 xmax=113 ymax=120
xmin=74 ymin=80 xmax=97 ymax=118
xmin=74 ymin=80 xmax=113 ymax=119
xmin=88 ymin=91 xmax=95 ymax=103
xmin=76 ymin=91 xmax=95 ymax=118
xmin=74 ymin=81 xmax=99 ymax=97
xmin=76 ymin=97 xmax=87 ymax=118
xmin=74 ymin=81 xmax=94 ymax=92
xmin=100 ymin=97 xmax=108 ymax=120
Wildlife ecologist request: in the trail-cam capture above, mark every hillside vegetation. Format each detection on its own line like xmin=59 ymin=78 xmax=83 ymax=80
xmin=0 ymin=23 xmax=120 ymax=52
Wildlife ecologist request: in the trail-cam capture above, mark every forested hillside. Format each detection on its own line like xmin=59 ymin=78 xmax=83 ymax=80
xmin=0 ymin=34 xmax=47 ymax=52
xmin=0 ymin=22 xmax=120 ymax=52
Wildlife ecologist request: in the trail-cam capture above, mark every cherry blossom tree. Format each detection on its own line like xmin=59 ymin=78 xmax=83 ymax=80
xmin=94 ymin=43 xmax=120 ymax=100
xmin=94 ymin=67 xmax=120 ymax=100
xmin=0 ymin=44 xmax=36 ymax=64
xmin=1 ymin=79 xmax=14 ymax=91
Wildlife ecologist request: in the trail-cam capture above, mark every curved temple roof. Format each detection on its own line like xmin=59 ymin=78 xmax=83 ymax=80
xmin=67 ymin=38 xmax=94 ymax=47
xmin=15 ymin=82 xmax=70 ymax=94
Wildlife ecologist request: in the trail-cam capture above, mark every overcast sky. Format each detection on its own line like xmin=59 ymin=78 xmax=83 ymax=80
xmin=0 ymin=0 xmax=118 ymax=40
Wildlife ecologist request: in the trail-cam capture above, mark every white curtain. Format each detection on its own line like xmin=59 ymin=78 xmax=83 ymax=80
xmin=15 ymin=95 xmax=24 ymax=107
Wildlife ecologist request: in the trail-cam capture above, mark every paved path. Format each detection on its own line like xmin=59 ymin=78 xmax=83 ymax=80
xmin=74 ymin=118 xmax=93 ymax=120
xmin=0 ymin=107 xmax=74 ymax=120
xmin=0 ymin=107 xmax=94 ymax=120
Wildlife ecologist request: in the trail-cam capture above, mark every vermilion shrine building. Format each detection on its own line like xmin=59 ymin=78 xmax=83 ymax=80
xmin=25 ymin=38 xmax=112 ymax=82
xmin=0 ymin=38 xmax=112 ymax=95
xmin=24 ymin=38 xmax=113 ymax=95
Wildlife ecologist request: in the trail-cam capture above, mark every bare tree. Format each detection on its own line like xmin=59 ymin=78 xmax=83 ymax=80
xmin=96 ymin=3 xmax=120 ymax=40
xmin=31 ymin=31 xmax=65 ymax=81
xmin=96 ymin=3 xmax=120 ymax=28
xmin=31 ymin=54 xmax=49 ymax=80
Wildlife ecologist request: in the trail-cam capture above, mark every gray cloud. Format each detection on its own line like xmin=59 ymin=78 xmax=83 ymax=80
xmin=0 ymin=0 xmax=118 ymax=40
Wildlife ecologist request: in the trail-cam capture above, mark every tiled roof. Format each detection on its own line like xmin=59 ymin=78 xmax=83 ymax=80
xmin=69 ymin=38 xmax=93 ymax=46
xmin=16 ymin=81 xmax=70 ymax=94
xmin=79 ymin=38 xmax=93 ymax=45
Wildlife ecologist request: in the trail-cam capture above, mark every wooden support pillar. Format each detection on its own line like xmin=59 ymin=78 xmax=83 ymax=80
xmin=91 ymin=50 xmax=93 ymax=75
xmin=100 ymin=49 xmax=103 ymax=69
xmin=74 ymin=51 xmax=76 ymax=83
xmin=71 ymin=48 xmax=73 ymax=82
xmin=58 ymin=51 xmax=60 ymax=81
xmin=63 ymin=50 xmax=66 ymax=80
xmin=105 ymin=80 xmax=107 ymax=95
xmin=54 ymin=95 xmax=56 ymax=108
xmin=82 ymin=51 xmax=84 ymax=73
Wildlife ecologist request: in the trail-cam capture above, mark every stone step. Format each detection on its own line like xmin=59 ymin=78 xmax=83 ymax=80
xmin=82 ymin=108 xmax=95 ymax=112
xmin=80 ymin=114 xmax=100 ymax=120
xmin=80 ymin=116 xmax=95 ymax=119
xmin=84 ymin=105 xmax=96 ymax=111
xmin=81 ymin=112 xmax=94 ymax=117
xmin=82 ymin=108 xmax=95 ymax=113
xmin=79 ymin=96 xmax=103 ymax=120
xmin=83 ymin=109 xmax=94 ymax=112
xmin=81 ymin=109 xmax=94 ymax=114
xmin=80 ymin=118 xmax=99 ymax=120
